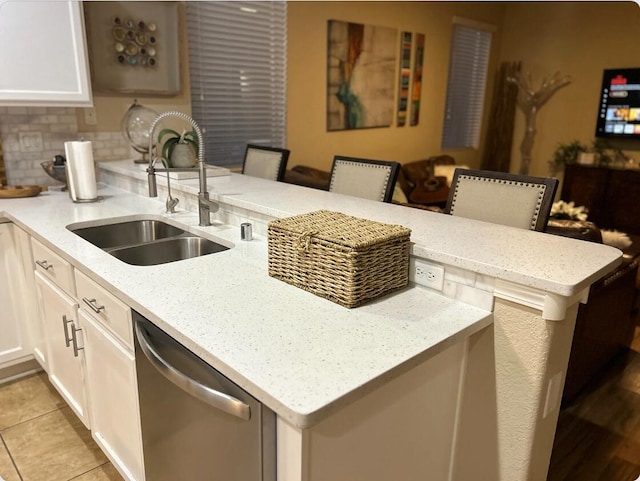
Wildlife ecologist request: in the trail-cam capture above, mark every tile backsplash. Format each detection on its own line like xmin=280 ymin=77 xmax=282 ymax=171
xmin=0 ymin=106 xmax=135 ymax=186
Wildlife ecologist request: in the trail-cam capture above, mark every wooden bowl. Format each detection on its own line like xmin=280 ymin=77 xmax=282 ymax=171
xmin=0 ymin=185 xmax=42 ymax=198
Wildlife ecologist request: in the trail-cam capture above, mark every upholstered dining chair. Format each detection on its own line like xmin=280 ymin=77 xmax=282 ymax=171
xmin=328 ymin=156 xmax=400 ymax=203
xmin=242 ymin=144 xmax=290 ymax=181
xmin=444 ymin=168 xmax=559 ymax=231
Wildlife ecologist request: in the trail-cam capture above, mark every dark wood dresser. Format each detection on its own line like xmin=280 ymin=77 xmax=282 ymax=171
xmin=561 ymin=163 xmax=640 ymax=235
xmin=559 ymin=163 xmax=640 ymax=404
xmin=562 ymin=251 xmax=639 ymax=404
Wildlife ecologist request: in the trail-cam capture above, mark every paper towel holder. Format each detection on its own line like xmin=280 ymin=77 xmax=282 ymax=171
xmin=65 ymin=164 xmax=100 ymax=203
xmin=64 ymin=139 xmax=101 ymax=203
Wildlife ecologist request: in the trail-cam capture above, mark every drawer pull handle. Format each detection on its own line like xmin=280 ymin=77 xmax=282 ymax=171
xmin=35 ymin=260 xmax=53 ymax=270
xmin=62 ymin=315 xmax=73 ymax=347
xmin=135 ymin=320 xmax=251 ymax=421
xmin=82 ymin=297 xmax=105 ymax=313
xmin=70 ymin=321 xmax=84 ymax=358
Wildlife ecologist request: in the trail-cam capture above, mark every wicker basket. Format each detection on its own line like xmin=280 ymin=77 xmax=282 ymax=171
xmin=268 ymin=210 xmax=411 ymax=308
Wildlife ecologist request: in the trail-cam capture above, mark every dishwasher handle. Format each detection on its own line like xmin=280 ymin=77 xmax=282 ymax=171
xmin=134 ymin=321 xmax=251 ymax=421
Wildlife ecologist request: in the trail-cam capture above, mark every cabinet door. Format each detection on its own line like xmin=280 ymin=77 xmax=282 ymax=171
xmin=604 ymin=168 xmax=640 ymax=235
xmin=0 ymin=223 xmax=32 ymax=369
xmin=80 ymin=310 xmax=144 ymax=481
xmin=560 ymin=164 xmax=610 ymax=226
xmin=35 ymin=271 xmax=90 ymax=428
xmin=13 ymin=225 xmax=47 ymax=370
xmin=0 ymin=0 xmax=92 ymax=106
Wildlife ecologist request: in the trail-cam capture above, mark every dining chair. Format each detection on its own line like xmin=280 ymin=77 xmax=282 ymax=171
xmin=328 ymin=156 xmax=400 ymax=203
xmin=242 ymin=144 xmax=290 ymax=181
xmin=444 ymin=168 xmax=559 ymax=231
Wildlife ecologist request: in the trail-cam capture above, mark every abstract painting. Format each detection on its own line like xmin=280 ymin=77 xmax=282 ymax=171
xmin=397 ymin=31 xmax=412 ymax=127
xmin=327 ymin=20 xmax=397 ymax=131
xmin=410 ymin=33 xmax=425 ymax=126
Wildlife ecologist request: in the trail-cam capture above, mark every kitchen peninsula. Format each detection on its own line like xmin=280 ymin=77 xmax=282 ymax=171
xmin=0 ymin=160 xmax=622 ymax=481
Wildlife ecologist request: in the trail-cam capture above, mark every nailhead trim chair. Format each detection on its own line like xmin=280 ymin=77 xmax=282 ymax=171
xmin=329 ymin=156 xmax=400 ymax=203
xmin=242 ymin=144 xmax=290 ymax=181
xmin=445 ymin=168 xmax=559 ymax=231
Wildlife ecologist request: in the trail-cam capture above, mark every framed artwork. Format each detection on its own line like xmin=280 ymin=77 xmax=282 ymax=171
xmin=327 ymin=20 xmax=398 ymax=131
xmin=397 ymin=32 xmax=412 ymax=127
xmin=410 ymin=33 xmax=425 ymax=126
xmin=84 ymin=1 xmax=181 ymax=95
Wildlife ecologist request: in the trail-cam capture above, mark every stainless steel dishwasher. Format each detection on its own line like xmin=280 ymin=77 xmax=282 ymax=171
xmin=133 ymin=312 xmax=276 ymax=481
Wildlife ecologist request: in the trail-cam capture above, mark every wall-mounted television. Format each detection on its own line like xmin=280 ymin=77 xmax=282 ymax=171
xmin=595 ymin=68 xmax=640 ymax=138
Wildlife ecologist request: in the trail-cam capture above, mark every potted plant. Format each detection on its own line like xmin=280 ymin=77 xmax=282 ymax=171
xmin=549 ymin=139 xmax=629 ymax=175
xmin=548 ymin=140 xmax=588 ymax=175
xmin=157 ymin=128 xmax=199 ymax=168
xmin=590 ymin=138 xmax=627 ymax=167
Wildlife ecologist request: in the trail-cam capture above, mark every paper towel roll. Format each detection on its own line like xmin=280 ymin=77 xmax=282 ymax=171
xmin=64 ymin=140 xmax=97 ymax=201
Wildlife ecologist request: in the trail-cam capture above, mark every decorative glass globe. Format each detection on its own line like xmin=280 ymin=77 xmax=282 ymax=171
xmin=121 ymin=99 xmax=159 ymax=163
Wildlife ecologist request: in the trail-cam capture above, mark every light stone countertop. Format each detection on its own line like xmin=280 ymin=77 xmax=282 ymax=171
xmin=103 ymin=160 xmax=623 ymax=296
xmin=1 ymin=184 xmax=493 ymax=428
xmin=0 ymin=161 xmax=622 ymax=428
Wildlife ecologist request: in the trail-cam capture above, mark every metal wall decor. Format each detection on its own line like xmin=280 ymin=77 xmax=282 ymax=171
xmin=84 ymin=1 xmax=181 ymax=95
xmin=112 ymin=16 xmax=159 ymax=68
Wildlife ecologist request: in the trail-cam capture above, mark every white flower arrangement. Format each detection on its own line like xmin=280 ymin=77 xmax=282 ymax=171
xmin=550 ymin=200 xmax=589 ymax=221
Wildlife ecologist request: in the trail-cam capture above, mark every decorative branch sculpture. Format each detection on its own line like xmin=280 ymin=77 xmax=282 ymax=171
xmin=507 ymin=71 xmax=571 ymax=175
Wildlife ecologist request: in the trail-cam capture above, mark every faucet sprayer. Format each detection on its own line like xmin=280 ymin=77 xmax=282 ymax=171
xmin=146 ymin=111 xmax=219 ymax=226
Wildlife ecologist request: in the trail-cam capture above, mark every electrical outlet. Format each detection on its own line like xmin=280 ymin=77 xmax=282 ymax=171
xmin=83 ymin=107 xmax=98 ymax=126
xmin=543 ymin=371 xmax=563 ymax=418
xmin=410 ymin=258 xmax=445 ymax=291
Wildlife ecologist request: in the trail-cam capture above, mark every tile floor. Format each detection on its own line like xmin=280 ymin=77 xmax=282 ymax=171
xmin=5 ymin=329 xmax=639 ymax=481
xmin=0 ymin=371 xmax=123 ymax=481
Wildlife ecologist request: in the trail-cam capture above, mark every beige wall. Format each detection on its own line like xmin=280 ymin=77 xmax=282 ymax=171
xmin=288 ymin=1 xmax=640 ymax=176
xmin=499 ymin=1 xmax=640 ymax=178
xmin=81 ymin=1 xmax=640 ymax=177
xmin=287 ymin=1 xmax=506 ymax=171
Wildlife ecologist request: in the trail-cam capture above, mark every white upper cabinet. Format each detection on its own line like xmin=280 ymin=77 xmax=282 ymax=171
xmin=0 ymin=0 xmax=92 ymax=106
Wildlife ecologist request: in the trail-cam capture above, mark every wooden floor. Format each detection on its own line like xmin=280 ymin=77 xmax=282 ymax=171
xmin=548 ymin=328 xmax=640 ymax=481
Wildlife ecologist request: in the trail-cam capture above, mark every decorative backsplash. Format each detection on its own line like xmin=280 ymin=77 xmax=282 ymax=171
xmin=0 ymin=106 xmax=135 ymax=186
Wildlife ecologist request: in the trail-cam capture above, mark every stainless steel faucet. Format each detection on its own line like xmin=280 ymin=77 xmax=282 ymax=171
xmin=147 ymin=111 xmax=219 ymax=226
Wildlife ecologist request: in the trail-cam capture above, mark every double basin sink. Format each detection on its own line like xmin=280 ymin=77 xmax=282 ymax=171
xmin=68 ymin=217 xmax=229 ymax=266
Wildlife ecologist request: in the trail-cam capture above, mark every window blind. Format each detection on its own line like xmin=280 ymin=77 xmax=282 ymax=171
xmin=441 ymin=22 xmax=492 ymax=150
xmin=186 ymin=1 xmax=287 ymax=166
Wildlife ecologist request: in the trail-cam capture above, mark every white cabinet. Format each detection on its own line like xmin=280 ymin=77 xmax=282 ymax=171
xmin=0 ymin=222 xmax=33 ymax=371
xmin=28 ymin=234 xmax=144 ymax=479
xmin=13 ymin=225 xmax=47 ymax=371
xmin=76 ymin=269 xmax=144 ymax=481
xmin=0 ymin=0 xmax=92 ymax=106
xmin=32 ymin=237 xmax=76 ymax=296
xmin=29 ymin=235 xmax=76 ymax=375
xmin=35 ymin=268 xmax=90 ymax=428
xmin=81 ymin=310 xmax=144 ymax=481
xmin=31 ymin=236 xmax=89 ymax=427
